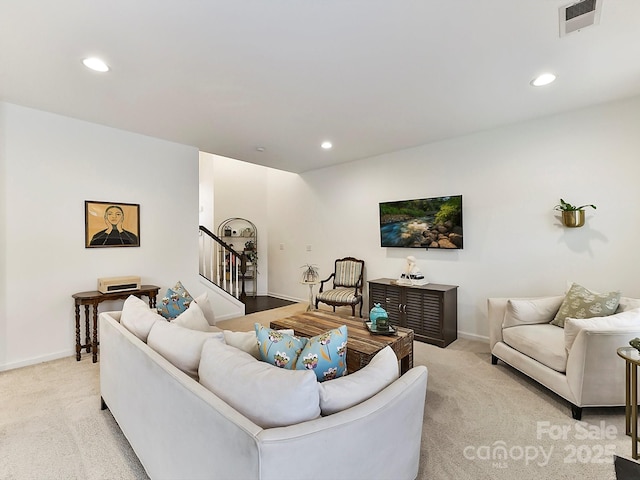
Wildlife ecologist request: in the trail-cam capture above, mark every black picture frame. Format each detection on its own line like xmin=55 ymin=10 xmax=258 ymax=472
xmin=85 ymin=200 xmax=140 ymax=248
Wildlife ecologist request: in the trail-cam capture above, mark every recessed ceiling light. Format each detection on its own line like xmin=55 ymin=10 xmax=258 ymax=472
xmin=531 ymin=73 xmax=556 ymax=87
xmin=82 ymin=57 xmax=110 ymax=72
xmin=256 ymin=146 xmax=266 ymax=152
xmin=321 ymin=141 xmax=332 ymax=150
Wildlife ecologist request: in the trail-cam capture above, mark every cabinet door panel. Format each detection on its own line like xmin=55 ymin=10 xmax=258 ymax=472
xmin=405 ymin=289 xmax=442 ymax=338
xmin=385 ymin=288 xmax=403 ymax=326
xmin=369 ymin=284 xmax=402 ymax=326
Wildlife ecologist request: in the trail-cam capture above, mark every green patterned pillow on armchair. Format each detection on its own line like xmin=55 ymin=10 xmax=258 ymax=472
xmin=551 ymin=283 xmax=620 ymax=328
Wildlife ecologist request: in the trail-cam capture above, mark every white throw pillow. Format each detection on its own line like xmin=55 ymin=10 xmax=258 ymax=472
xmin=502 ymin=296 xmax=564 ymax=328
xmin=618 ymin=297 xmax=640 ymax=313
xmin=194 ymin=292 xmax=216 ymax=326
xmin=318 ymin=346 xmax=400 ymax=416
xmin=223 ymin=329 xmax=295 ymax=359
xmin=564 ymin=308 xmax=640 ymax=351
xmin=198 ymin=339 xmax=321 ymax=428
xmin=171 ymin=302 xmax=210 ymax=331
xmin=147 ymin=320 xmax=224 ymax=379
xmin=120 ymin=295 xmax=163 ymax=342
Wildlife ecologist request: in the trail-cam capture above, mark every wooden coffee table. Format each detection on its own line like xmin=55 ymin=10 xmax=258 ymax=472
xmin=270 ymin=310 xmax=414 ymax=374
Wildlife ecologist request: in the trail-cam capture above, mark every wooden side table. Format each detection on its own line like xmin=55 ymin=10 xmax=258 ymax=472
xmin=617 ymin=346 xmax=640 ymax=459
xmin=72 ymin=285 xmax=159 ymax=363
xmin=301 ymin=280 xmax=319 ymax=311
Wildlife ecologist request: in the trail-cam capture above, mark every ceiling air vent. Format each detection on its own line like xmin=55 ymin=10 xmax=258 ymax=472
xmin=559 ymin=0 xmax=602 ymax=37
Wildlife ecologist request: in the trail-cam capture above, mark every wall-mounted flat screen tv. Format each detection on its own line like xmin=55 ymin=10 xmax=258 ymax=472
xmin=379 ymin=195 xmax=463 ymax=249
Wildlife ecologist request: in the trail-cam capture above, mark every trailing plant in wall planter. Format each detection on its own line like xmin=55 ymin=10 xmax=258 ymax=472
xmin=553 ymin=199 xmax=596 ymax=228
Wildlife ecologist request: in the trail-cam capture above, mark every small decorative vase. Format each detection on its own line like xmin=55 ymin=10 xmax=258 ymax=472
xmin=369 ymin=303 xmax=388 ymax=328
xmin=562 ymin=210 xmax=585 ymax=228
xmin=630 ymin=338 xmax=640 ymax=352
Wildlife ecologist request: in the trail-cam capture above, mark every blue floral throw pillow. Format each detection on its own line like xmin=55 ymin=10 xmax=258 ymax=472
xmin=157 ymin=281 xmax=194 ymax=320
xmin=255 ymin=323 xmax=307 ymax=370
xmin=295 ymin=325 xmax=348 ymax=382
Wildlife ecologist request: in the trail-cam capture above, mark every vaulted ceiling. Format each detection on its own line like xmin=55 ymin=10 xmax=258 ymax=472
xmin=1 ymin=1 xmax=639 ymax=172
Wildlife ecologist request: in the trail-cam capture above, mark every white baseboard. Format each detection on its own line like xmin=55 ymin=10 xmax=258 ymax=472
xmin=457 ymin=330 xmax=489 ymax=343
xmin=267 ymin=292 xmax=305 ymax=303
xmin=0 ymin=348 xmax=76 ymax=372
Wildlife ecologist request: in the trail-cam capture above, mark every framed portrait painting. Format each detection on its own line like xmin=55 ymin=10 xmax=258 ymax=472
xmin=85 ymin=200 xmax=140 ymax=248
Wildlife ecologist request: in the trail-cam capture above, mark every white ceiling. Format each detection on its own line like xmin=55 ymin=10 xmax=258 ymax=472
xmin=1 ymin=1 xmax=639 ymax=173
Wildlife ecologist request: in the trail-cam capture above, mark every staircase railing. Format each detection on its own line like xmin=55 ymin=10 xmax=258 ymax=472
xmin=199 ymin=225 xmax=248 ymax=302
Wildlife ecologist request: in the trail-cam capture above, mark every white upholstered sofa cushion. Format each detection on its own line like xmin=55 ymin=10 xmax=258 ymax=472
xmin=171 ymin=301 xmax=211 ymax=331
xmin=194 ymin=292 xmax=217 ymax=326
xmin=120 ymin=295 xmax=163 ymax=342
xmin=503 ymin=296 xmax=564 ymax=328
xmin=147 ymin=320 xmax=224 ymax=380
xmin=564 ymin=308 xmax=640 ymax=351
xmin=318 ymin=346 xmax=399 ymax=415
xmin=222 ymin=329 xmax=294 ymax=359
xmin=198 ymin=338 xmax=321 ymax=428
xmin=502 ymin=324 xmax=567 ymax=373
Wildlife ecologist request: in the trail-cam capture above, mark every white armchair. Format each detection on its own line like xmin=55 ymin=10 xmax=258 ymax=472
xmin=489 ymin=296 xmax=640 ymax=420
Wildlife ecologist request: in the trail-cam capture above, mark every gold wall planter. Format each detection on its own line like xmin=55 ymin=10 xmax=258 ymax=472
xmin=562 ymin=210 xmax=585 ymax=228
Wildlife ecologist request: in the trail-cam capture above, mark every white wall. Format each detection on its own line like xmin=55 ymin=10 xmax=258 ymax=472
xmin=0 ymin=103 xmax=202 ymax=370
xmin=260 ymin=95 xmax=640 ymax=340
xmin=206 ymin=152 xmax=270 ymax=296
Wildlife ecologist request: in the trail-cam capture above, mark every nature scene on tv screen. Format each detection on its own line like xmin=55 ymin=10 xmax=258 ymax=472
xmin=379 ymin=195 xmax=463 ymax=249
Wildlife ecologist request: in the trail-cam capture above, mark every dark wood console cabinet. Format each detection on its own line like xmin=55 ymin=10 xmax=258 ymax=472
xmin=368 ymin=278 xmax=458 ymax=347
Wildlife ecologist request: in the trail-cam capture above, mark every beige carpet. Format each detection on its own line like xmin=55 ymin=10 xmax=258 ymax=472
xmin=1 ymin=303 xmax=636 ymax=479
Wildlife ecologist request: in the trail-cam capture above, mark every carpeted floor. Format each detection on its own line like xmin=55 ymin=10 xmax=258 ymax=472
xmin=1 ymin=303 xmax=637 ymax=479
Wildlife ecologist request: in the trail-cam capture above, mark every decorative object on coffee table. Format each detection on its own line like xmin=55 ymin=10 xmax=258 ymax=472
xmin=630 ymin=338 xmax=640 ymax=352
xmin=369 ymin=302 xmax=388 ymax=328
xmin=270 ymin=310 xmax=413 ymax=374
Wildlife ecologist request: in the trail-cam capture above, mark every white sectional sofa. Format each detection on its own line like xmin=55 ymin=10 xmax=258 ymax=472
xmin=99 ymin=308 xmax=428 ymax=480
xmin=489 ymin=293 xmax=640 ymax=420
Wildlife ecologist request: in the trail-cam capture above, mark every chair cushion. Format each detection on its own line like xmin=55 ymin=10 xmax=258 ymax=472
xmin=316 ymin=287 xmax=361 ymax=305
xmin=198 ymin=339 xmax=321 ymax=428
xmin=551 ymin=283 xmax=620 ymax=328
xmin=335 ymin=260 xmax=362 ymax=287
xmin=564 ymin=308 xmax=640 ymax=351
xmin=503 ymin=296 xmax=564 ymax=328
xmin=618 ymin=297 xmax=640 ymax=312
xmin=503 ymin=324 xmax=567 ymax=373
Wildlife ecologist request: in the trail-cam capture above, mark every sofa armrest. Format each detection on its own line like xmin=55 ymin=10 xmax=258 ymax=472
xmin=257 ymin=366 xmax=428 ymax=480
xmin=567 ymin=327 xmax=640 ymax=406
xmin=488 ymin=298 xmax=509 ymax=350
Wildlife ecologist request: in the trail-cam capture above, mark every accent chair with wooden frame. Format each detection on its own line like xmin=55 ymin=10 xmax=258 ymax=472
xmin=315 ymin=257 xmax=365 ymax=317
